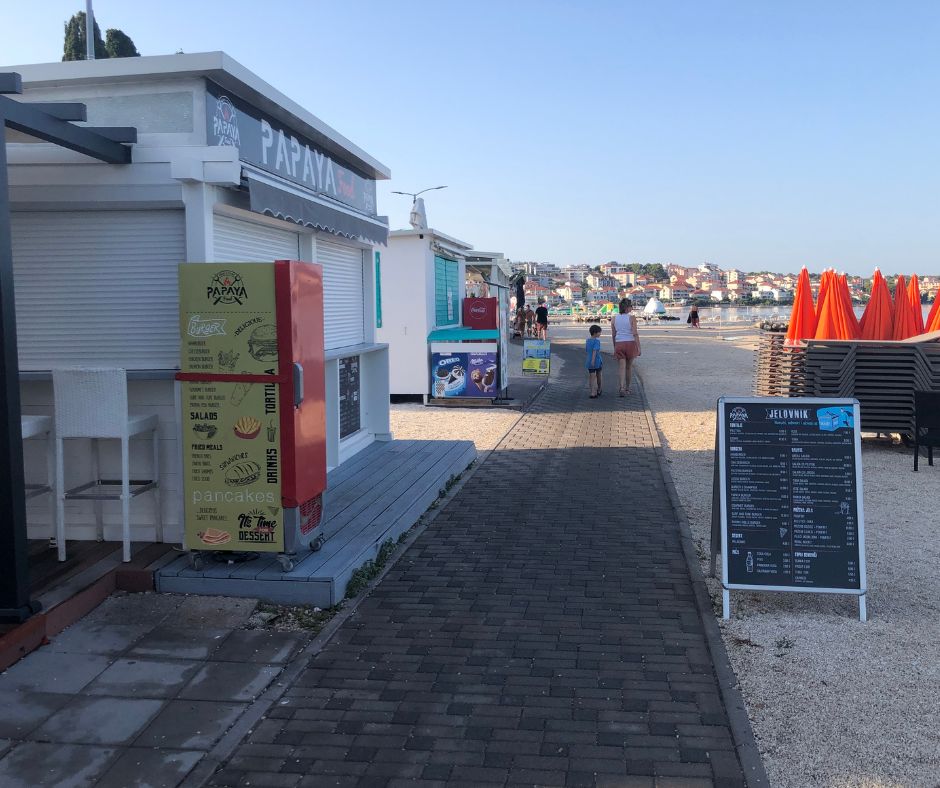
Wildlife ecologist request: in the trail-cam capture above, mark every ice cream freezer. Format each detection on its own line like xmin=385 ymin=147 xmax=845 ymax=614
xmin=429 ymin=341 xmax=500 ymax=399
xmin=177 ymin=261 xmax=327 ymax=571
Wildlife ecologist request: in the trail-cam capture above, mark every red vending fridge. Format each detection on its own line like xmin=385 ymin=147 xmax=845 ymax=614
xmin=177 ymin=261 xmax=327 ymax=571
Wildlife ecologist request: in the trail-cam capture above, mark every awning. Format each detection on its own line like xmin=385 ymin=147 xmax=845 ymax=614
xmin=246 ymin=174 xmax=388 ymax=246
xmin=428 ymin=328 xmax=499 ymax=341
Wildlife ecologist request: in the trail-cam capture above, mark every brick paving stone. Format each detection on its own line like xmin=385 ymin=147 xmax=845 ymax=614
xmin=213 ymin=341 xmax=748 ymax=785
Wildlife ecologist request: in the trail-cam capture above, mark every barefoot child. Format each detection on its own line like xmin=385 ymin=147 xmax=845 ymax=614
xmin=586 ymin=324 xmax=603 ymax=398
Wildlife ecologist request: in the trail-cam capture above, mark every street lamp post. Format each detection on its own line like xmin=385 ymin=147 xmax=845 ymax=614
xmin=390 ymin=185 xmax=448 ymax=203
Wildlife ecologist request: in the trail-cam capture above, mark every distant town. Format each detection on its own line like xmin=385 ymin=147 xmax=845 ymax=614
xmin=511 ymin=261 xmax=940 ymax=307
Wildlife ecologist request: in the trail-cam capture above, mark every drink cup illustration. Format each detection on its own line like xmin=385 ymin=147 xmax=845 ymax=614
xmin=267 ymin=418 xmax=277 ymax=442
xmin=230 ymin=373 xmax=253 ymax=406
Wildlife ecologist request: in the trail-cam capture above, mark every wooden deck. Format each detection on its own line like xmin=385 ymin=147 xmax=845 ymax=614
xmin=156 ymin=438 xmax=477 ymax=607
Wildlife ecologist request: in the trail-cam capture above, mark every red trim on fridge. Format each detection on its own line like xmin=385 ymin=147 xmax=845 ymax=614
xmin=272 ymin=260 xmax=327 ymax=509
xmin=274 ymin=261 xmax=298 ymax=506
xmin=175 ymin=372 xmax=286 ymax=383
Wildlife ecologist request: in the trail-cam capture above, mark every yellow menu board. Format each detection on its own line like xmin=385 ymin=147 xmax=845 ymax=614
xmin=182 ymin=379 xmax=283 ymax=552
xmin=179 ymin=264 xmax=279 ymax=376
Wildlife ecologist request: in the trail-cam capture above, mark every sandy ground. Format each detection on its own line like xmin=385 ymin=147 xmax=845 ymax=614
xmin=390 ymin=403 xmax=521 ymax=452
xmin=638 ymin=324 xmax=940 ymax=788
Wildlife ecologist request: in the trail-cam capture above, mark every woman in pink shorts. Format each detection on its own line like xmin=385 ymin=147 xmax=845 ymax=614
xmin=610 ymin=298 xmax=641 ymax=396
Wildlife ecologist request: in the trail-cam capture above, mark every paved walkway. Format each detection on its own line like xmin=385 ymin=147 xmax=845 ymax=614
xmin=209 ymin=342 xmax=749 ymax=788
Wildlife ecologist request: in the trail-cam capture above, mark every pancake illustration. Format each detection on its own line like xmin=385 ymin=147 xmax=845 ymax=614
xmin=197 ymin=528 xmax=232 ymax=546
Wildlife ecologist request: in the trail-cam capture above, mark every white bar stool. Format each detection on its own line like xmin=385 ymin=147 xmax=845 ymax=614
xmin=52 ymin=368 xmax=162 ymax=563
xmin=22 ymin=415 xmax=56 ymax=545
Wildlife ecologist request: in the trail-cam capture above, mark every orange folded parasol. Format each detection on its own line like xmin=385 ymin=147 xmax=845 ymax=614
xmin=837 ymin=273 xmax=860 ymax=339
xmin=926 ymin=292 xmax=940 ymax=333
xmin=813 ymin=276 xmax=841 ymax=340
xmin=784 ymin=267 xmax=817 ymax=346
xmin=891 ymin=274 xmax=918 ymax=340
xmin=907 ymin=274 xmax=925 ymax=334
xmin=860 ymin=270 xmax=894 ymax=340
xmin=815 ymin=269 xmax=833 ymax=319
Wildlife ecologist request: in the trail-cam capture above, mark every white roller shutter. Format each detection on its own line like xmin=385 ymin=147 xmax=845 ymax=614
xmin=213 ymin=214 xmax=299 ymax=262
xmin=11 ymin=210 xmax=185 ymax=370
xmin=318 ymin=239 xmax=364 ymax=350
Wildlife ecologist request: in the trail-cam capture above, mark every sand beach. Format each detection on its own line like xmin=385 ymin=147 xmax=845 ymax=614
xmin=639 ymin=322 xmax=940 ymax=788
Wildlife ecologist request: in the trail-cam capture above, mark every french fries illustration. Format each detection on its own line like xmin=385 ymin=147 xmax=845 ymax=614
xmin=233 ymin=415 xmax=261 ymax=439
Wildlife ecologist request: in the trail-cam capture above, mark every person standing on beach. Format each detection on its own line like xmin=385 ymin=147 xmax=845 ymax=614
xmin=585 ymin=323 xmax=603 ymax=398
xmin=688 ymin=303 xmax=700 ymax=328
xmin=610 ymin=298 xmax=641 ymax=396
xmin=535 ymin=299 xmax=549 ymax=339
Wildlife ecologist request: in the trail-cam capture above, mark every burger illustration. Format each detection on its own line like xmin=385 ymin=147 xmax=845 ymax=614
xmin=224 ymin=460 xmax=261 ymax=487
xmin=233 ymin=416 xmax=261 ymax=440
xmin=247 ymin=324 xmax=277 ymax=362
xmin=197 ymin=528 xmax=232 ymax=546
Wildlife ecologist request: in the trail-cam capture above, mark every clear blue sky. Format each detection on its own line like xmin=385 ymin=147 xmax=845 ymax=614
xmin=4 ymin=1 xmax=939 ymax=275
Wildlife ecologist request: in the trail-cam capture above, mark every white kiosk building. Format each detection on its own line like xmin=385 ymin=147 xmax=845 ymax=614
xmin=377 ymin=228 xmax=473 ymax=400
xmin=6 ymin=52 xmax=392 ymax=545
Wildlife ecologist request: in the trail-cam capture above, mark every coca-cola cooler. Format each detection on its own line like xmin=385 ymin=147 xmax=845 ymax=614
xmin=462 ymin=297 xmax=499 ymax=330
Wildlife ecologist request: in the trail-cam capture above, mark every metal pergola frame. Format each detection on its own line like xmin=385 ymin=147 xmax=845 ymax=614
xmin=0 ymin=72 xmax=135 ymax=622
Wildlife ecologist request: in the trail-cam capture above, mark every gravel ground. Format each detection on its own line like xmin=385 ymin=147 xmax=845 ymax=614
xmin=390 ymin=402 xmax=522 ymax=451
xmin=638 ymin=325 xmax=940 ymax=788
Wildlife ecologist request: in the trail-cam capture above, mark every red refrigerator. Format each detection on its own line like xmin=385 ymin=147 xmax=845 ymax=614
xmin=178 ymin=261 xmax=327 ymax=566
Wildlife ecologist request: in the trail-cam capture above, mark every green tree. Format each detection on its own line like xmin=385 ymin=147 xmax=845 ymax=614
xmin=62 ymin=11 xmax=107 ymax=60
xmin=105 ymin=28 xmax=140 ymax=58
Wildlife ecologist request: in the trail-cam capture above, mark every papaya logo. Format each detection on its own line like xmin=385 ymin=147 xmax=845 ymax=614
xmin=208 ymin=270 xmax=247 ymax=305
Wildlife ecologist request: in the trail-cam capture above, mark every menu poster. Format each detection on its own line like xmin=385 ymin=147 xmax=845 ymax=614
xmin=182 ymin=380 xmax=283 ymax=552
xmin=179 ymin=263 xmax=278 ymax=376
xmin=339 ymin=355 xmax=361 ymax=438
xmin=718 ymin=397 xmax=866 ymax=599
xmin=522 ymin=339 xmax=550 ymax=376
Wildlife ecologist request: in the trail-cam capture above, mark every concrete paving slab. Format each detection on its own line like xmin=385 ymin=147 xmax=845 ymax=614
xmin=48 ymin=622 xmax=152 ymax=656
xmin=0 ymin=741 xmax=117 ymax=787
xmin=127 ymin=626 xmax=228 ymax=660
xmin=178 ymin=661 xmax=281 ymax=702
xmin=83 ymin=592 xmax=184 ymax=626
xmin=0 ymin=650 xmax=112 ymax=694
xmin=134 ymin=699 xmax=247 ymax=749
xmin=33 ymin=696 xmax=164 ymax=745
xmin=86 ymin=658 xmax=202 ymax=699
xmin=211 ymin=630 xmax=307 ymax=664
xmin=94 ymin=746 xmax=203 ymax=788
xmin=171 ymin=595 xmax=258 ymax=628
xmin=0 ymin=690 xmax=73 ymax=738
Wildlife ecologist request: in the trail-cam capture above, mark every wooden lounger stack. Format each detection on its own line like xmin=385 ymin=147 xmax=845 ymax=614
xmin=753 ymin=331 xmax=940 ymax=436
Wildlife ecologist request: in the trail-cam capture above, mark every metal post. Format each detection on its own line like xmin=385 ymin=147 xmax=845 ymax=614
xmin=85 ymin=0 xmax=96 ymax=60
xmin=0 ymin=117 xmax=39 ymax=622
xmin=858 ymin=594 xmax=867 ymax=623
xmin=722 ymin=588 xmax=730 ymax=620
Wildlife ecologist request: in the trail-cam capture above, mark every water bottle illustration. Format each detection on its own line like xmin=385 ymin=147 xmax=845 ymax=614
xmin=746 ymin=552 xmax=755 ymax=573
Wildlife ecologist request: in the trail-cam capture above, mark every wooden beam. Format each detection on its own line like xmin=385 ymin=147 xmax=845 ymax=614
xmin=22 ymin=102 xmax=87 ymax=122
xmin=0 ymin=95 xmax=131 ymax=164
xmin=88 ymin=126 xmax=138 ymax=143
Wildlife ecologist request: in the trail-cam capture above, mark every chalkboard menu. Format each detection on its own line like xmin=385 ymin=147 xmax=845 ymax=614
xmin=339 ymin=356 xmax=361 ymax=439
xmin=715 ymin=397 xmax=867 ymax=619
